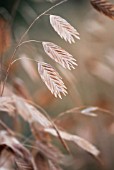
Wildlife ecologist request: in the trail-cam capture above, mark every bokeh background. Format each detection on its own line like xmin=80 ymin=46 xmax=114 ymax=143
xmin=1 ymin=0 xmax=114 ymax=170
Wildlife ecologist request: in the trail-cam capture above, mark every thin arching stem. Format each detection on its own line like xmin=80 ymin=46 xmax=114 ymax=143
xmin=1 ymin=0 xmax=67 ymax=96
xmin=11 ymin=56 xmax=39 ymax=66
xmin=18 ymin=40 xmax=42 ymax=47
xmin=18 ymin=0 xmax=67 ymax=44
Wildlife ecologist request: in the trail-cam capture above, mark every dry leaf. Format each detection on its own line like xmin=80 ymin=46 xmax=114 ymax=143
xmin=0 ymin=96 xmax=100 ymax=158
xmin=0 ymin=95 xmax=69 ymax=158
xmin=50 ymin=15 xmax=80 ymax=43
xmin=38 ymin=62 xmax=67 ymax=98
xmin=0 ymin=95 xmax=52 ymax=128
xmin=0 ymin=95 xmax=68 ymax=154
xmin=45 ymin=128 xmax=100 ymax=157
xmin=0 ymin=130 xmax=36 ymax=170
xmin=13 ymin=95 xmax=51 ymax=127
xmin=42 ymin=42 xmax=77 ymax=69
xmin=91 ymin=0 xmax=114 ymax=20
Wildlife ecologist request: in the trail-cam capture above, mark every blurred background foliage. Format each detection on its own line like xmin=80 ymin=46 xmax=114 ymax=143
xmin=1 ymin=0 xmax=114 ymax=170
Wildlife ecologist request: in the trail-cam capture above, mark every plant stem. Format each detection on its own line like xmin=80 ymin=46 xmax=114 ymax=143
xmin=11 ymin=56 xmax=39 ymax=66
xmin=18 ymin=40 xmax=42 ymax=47
xmin=1 ymin=47 xmax=18 ymax=96
xmin=18 ymin=0 xmax=67 ymax=44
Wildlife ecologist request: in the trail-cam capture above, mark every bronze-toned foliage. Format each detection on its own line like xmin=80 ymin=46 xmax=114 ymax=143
xmin=90 ymin=0 xmax=114 ymax=20
xmin=0 ymin=95 xmax=100 ymax=157
xmin=0 ymin=130 xmax=36 ymax=170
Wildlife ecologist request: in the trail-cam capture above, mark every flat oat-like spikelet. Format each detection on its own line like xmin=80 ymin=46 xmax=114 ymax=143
xmin=38 ymin=62 xmax=67 ymax=98
xmin=50 ymin=15 xmax=80 ymax=43
xmin=42 ymin=42 xmax=77 ymax=70
xmin=91 ymin=0 xmax=114 ymax=20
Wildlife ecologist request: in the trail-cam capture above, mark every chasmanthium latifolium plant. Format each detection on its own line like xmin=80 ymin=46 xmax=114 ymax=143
xmin=2 ymin=0 xmax=80 ymax=99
